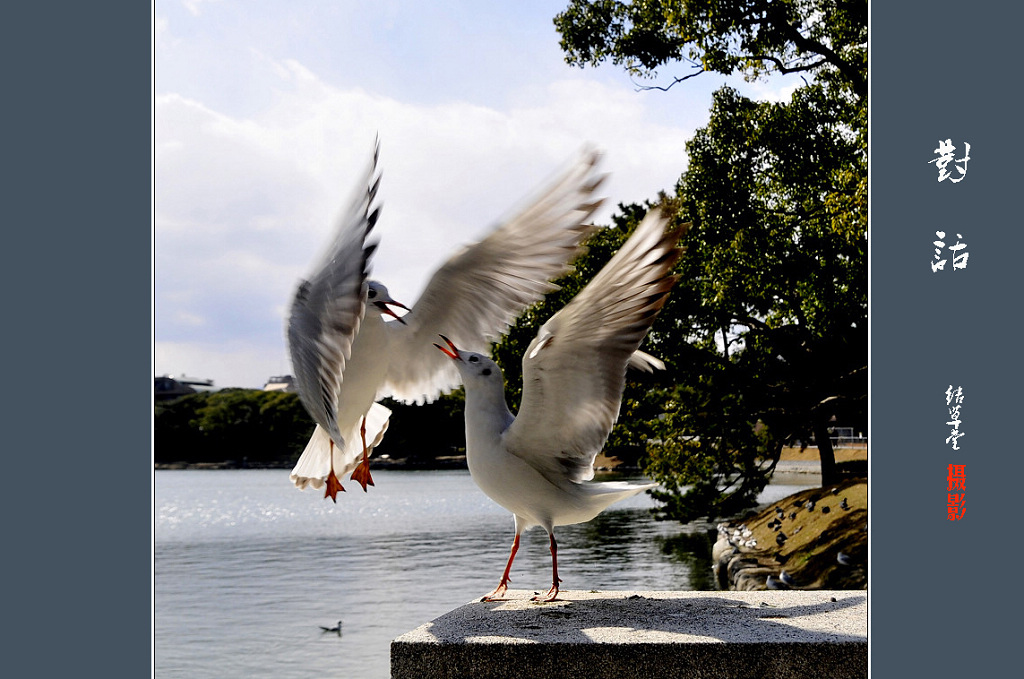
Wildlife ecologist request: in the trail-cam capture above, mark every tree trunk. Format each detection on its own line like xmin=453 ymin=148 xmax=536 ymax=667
xmin=814 ymin=418 xmax=839 ymax=486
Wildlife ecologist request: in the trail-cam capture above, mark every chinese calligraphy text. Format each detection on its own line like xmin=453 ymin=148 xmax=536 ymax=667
xmin=931 ymin=231 xmax=969 ymax=272
xmin=945 ymin=385 xmax=964 ymax=450
xmin=928 ymin=139 xmax=970 ymax=183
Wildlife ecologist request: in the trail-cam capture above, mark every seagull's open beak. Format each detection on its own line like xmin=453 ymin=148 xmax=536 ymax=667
xmin=375 ymin=299 xmax=410 ymax=324
xmin=433 ymin=334 xmax=461 ymax=360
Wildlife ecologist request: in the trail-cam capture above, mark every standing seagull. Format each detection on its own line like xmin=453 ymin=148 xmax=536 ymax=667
xmin=287 ymin=142 xmax=607 ymax=500
xmin=436 ymin=208 xmax=684 ymax=601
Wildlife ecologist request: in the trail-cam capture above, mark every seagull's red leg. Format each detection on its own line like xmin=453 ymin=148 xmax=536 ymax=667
xmin=482 ymin=533 xmax=521 ymax=601
xmin=532 ymin=533 xmax=561 ymax=602
xmin=324 ymin=439 xmax=345 ymax=502
xmin=349 ymin=416 xmax=375 ymax=491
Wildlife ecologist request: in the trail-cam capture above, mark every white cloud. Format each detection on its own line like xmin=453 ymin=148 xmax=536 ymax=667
xmin=155 ymin=15 xmax=169 ymax=41
xmin=156 ymin=340 xmax=288 ymax=391
xmin=181 ymin=0 xmax=220 ymax=18
xmin=155 ymin=51 xmax=696 ymax=388
xmin=745 ymin=77 xmax=805 ymax=103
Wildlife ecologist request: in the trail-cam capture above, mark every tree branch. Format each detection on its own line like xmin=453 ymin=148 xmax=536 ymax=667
xmin=743 ymin=53 xmax=828 ymax=76
xmin=768 ymin=12 xmax=866 ymax=98
xmin=632 ymin=66 xmax=706 ymax=92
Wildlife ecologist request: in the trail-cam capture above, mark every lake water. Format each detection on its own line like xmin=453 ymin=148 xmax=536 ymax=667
xmin=155 ymin=468 xmax=816 ymax=678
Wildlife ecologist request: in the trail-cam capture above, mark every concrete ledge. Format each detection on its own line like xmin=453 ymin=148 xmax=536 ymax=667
xmin=391 ymin=590 xmax=866 ymax=679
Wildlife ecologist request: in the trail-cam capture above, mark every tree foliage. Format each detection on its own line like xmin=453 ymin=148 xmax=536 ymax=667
xmin=154 ymin=388 xmax=469 ymax=466
xmin=641 ymin=82 xmax=866 ymax=523
xmin=377 ymin=391 xmax=468 ymax=461
xmin=542 ymin=0 xmax=866 ymax=524
xmin=155 ymin=389 xmax=315 ymax=465
xmin=555 ymin=0 xmax=867 ymax=98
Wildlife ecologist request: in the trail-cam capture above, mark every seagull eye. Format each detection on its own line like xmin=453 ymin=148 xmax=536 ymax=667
xmin=367 ymin=288 xmax=377 ymax=299
xmin=469 ymin=356 xmax=479 ymax=363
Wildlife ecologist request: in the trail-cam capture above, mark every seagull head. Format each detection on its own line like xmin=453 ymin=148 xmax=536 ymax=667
xmin=366 ymin=281 xmax=410 ymax=323
xmin=434 ymin=335 xmax=502 ymax=382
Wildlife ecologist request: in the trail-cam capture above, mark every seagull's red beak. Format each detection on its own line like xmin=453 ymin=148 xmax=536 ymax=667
xmin=375 ymin=299 xmax=410 ymax=324
xmin=433 ymin=334 xmax=460 ymax=360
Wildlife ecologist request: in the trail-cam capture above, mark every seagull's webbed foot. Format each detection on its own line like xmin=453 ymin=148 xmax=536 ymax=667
xmin=349 ymin=458 xmax=374 ymax=492
xmin=324 ymin=469 xmax=345 ymax=502
xmin=531 ymin=533 xmax=561 ymax=601
xmin=483 ymin=534 xmax=521 ymax=601
xmin=323 ymin=440 xmax=345 ymax=502
xmin=480 ymin=581 xmax=510 ymax=602
xmin=349 ymin=417 xmax=374 ymax=492
xmin=531 ymin=583 xmax=560 ymax=603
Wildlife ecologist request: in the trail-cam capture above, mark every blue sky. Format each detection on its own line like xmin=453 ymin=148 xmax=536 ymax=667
xmin=154 ymin=0 xmax=803 ymax=389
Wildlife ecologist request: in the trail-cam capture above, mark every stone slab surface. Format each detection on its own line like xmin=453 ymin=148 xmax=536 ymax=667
xmin=391 ymin=590 xmax=866 ymax=679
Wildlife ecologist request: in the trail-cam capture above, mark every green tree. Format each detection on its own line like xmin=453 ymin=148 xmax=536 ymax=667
xmin=376 ymin=391 xmax=469 ymax=462
xmin=548 ymin=0 xmax=866 ymax=523
xmin=155 ymin=388 xmax=473 ymax=467
xmin=554 ymin=0 xmax=867 ymax=98
xmin=155 ymin=389 xmax=315 ymax=465
xmin=647 ymin=82 xmax=866 ymax=503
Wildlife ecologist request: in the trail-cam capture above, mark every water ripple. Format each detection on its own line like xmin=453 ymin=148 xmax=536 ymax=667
xmin=155 ymin=468 xmax=813 ymax=678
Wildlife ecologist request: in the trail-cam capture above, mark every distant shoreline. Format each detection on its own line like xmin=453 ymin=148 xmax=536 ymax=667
xmin=155 ymin=455 xmax=472 ymax=472
xmin=155 ymin=445 xmax=866 ymax=473
xmin=153 ymin=458 xmax=655 ymax=476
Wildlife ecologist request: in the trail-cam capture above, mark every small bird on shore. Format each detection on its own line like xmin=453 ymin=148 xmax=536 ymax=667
xmin=837 ymin=551 xmax=853 ymax=566
xmin=766 ymin=575 xmax=790 ymax=590
xmin=805 ymin=500 xmax=816 ymax=512
xmin=287 ymin=143 xmax=607 ymax=500
xmin=840 ymin=497 xmax=850 ymax=510
xmin=435 ymin=207 xmax=684 ymax=602
xmin=779 ymin=570 xmax=796 ymax=587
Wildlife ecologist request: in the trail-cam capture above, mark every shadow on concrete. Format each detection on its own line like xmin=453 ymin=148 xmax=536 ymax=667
xmin=413 ymin=591 xmax=865 ymax=645
xmin=392 ymin=591 xmax=867 ymax=678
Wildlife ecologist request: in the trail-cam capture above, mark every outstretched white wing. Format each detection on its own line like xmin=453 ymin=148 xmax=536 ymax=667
xmin=381 ymin=149 xmax=607 ymax=404
xmin=287 ymin=142 xmax=381 ymax=444
xmin=503 ymin=209 xmax=684 ymax=485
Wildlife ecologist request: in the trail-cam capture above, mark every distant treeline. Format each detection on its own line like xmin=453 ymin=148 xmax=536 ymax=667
xmin=154 ymin=388 xmax=469 ymax=467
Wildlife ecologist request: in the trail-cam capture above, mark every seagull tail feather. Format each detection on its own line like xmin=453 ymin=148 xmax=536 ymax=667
xmin=289 ymin=402 xmax=392 ymax=490
xmin=578 ymin=480 xmax=658 ymax=515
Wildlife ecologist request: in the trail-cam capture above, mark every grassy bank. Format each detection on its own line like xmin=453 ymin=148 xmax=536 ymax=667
xmin=717 ymin=477 xmax=867 ymax=590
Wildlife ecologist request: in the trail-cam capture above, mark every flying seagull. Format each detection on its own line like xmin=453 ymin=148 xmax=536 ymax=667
xmin=287 ymin=142 xmax=608 ymax=500
xmin=435 ymin=207 xmax=684 ymax=601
